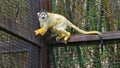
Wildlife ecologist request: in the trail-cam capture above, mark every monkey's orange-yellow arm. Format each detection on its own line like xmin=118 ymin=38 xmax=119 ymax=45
xmin=35 ymin=27 xmax=48 ymax=36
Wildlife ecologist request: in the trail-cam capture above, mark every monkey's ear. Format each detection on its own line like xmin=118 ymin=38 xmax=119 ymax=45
xmin=37 ymin=12 xmax=40 ymax=16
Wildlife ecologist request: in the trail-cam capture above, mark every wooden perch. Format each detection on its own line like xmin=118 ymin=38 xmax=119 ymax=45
xmin=68 ymin=31 xmax=120 ymax=42
xmin=50 ymin=31 xmax=120 ymax=45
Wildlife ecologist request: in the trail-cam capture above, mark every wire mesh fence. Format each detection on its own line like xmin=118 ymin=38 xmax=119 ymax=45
xmin=0 ymin=29 xmax=40 ymax=68
xmin=0 ymin=0 xmax=41 ymax=68
xmin=51 ymin=0 xmax=120 ymax=31
xmin=49 ymin=0 xmax=120 ymax=68
xmin=50 ymin=41 xmax=120 ymax=68
xmin=0 ymin=0 xmax=40 ymax=30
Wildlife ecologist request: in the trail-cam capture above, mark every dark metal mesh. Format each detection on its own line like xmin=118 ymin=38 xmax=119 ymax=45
xmin=50 ymin=0 xmax=120 ymax=68
xmin=50 ymin=41 xmax=120 ymax=68
xmin=0 ymin=30 xmax=40 ymax=68
xmin=0 ymin=0 xmax=41 ymax=68
xmin=0 ymin=0 xmax=40 ymax=30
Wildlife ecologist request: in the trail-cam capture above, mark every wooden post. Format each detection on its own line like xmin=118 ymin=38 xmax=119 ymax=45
xmin=39 ymin=0 xmax=51 ymax=68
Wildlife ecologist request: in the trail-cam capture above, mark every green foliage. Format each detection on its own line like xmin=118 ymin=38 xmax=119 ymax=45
xmin=51 ymin=0 xmax=120 ymax=68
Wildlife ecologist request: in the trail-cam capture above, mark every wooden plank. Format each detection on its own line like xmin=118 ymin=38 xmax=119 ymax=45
xmin=0 ymin=14 xmax=41 ymax=46
xmin=68 ymin=31 xmax=120 ymax=42
xmin=51 ymin=31 xmax=120 ymax=45
xmin=0 ymin=41 xmax=27 ymax=54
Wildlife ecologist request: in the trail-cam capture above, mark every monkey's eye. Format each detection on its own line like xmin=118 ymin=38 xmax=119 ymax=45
xmin=39 ymin=12 xmax=48 ymax=18
xmin=42 ymin=14 xmax=45 ymax=16
xmin=40 ymin=13 xmax=46 ymax=17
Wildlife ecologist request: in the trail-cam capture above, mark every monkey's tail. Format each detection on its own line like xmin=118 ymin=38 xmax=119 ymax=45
xmin=67 ymin=21 xmax=103 ymax=54
xmin=67 ymin=21 xmax=101 ymax=35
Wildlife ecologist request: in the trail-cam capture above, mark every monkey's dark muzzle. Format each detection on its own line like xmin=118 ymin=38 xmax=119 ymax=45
xmin=42 ymin=17 xmax=45 ymax=19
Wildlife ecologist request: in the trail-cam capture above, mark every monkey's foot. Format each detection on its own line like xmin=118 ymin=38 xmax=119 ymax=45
xmin=56 ymin=37 xmax=62 ymax=42
xmin=56 ymin=33 xmax=65 ymax=42
xmin=64 ymin=32 xmax=71 ymax=44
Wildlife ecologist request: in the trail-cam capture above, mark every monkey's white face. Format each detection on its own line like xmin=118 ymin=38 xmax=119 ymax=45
xmin=37 ymin=12 xmax=48 ymax=21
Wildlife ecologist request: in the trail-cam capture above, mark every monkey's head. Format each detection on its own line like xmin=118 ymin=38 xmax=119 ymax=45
xmin=37 ymin=10 xmax=48 ymax=21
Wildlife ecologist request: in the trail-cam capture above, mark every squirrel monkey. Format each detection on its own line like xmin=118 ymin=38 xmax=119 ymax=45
xmin=35 ymin=10 xmax=102 ymax=44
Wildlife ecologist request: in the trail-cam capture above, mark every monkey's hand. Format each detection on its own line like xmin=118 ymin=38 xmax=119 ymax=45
xmin=34 ymin=27 xmax=47 ymax=36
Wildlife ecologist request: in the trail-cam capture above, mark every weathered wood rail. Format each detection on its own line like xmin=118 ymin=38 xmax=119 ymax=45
xmin=50 ymin=31 xmax=120 ymax=46
xmin=68 ymin=31 xmax=120 ymax=42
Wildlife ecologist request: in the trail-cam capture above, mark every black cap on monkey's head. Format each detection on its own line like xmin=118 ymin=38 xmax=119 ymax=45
xmin=39 ymin=10 xmax=48 ymax=14
xmin=37 ymin=10 xmax=48 ymax=16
